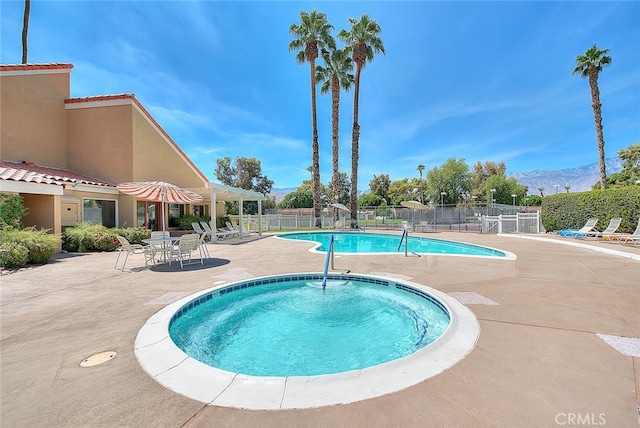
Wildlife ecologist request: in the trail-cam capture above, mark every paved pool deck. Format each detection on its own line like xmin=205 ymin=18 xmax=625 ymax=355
xmin=1 ymin=232 xmax=639 ymax=427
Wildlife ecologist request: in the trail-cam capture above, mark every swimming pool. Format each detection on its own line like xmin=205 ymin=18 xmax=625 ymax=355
xmin=169 ymin=275 xmax=450 ymax=377
xmin=135 ymin=273 xmax=480 ymax=409
xmin=278 ymin=231 xmax=510 ymax=258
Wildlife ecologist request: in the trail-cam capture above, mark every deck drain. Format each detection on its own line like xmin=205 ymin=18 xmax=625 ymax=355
xmin=80 ymin=351 xmax=117 ymax=367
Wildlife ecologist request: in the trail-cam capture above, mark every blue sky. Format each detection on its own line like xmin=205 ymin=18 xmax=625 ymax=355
xmin=1 ymin=1 xmax=639 ymax=189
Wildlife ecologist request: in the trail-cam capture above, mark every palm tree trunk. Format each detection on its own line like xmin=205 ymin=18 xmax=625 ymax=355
xmin=331 ymin=75 xmax=340 ymax=221
xmin=588 ymin=66 xmax=607 ymax=189
xmin=350 ymin=64 xmax=362 ymax=227
xmin=310 ymin=57 xmax=322 ymax=227
xmin=22 ymin=0 xmax=30 ymax=64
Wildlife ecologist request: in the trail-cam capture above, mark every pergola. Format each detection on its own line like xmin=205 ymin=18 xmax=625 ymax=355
xmin=188 ymin=182 xmax=266 ymax=237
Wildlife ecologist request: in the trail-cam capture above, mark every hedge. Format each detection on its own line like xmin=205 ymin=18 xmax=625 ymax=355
xmin=541 ymin=186 xmax=640 ymax=233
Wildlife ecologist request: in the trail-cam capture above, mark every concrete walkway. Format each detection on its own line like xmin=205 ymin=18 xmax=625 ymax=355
xmin=1 ymin=232 xmax=639 ymax=427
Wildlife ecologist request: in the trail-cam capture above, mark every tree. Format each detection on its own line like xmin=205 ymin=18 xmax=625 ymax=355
xmin=289 ymin=10 xmax=336 ymax=227
xmin=214 ymin=156 xmax=273 ymax=214
xmin=339 ymin=14 xmax=385 ymax=227
xmin=369 ymin=173 xmax=390 ymax=202
xmin=388 ymin=178 xmax=420 ymax=205
xmin=281 ymin=190 xmax=313 ymax=208
xmin=538 ymin=187 xmax=545 ymax=197
xmin=485 ymin=175 xmax=526 ymax=205
xmin=358 ymin=193 xmax=382 ymax=207
xmin=471 ymin=160 xmax=506 ymax=201
xmin=416 ymin=164 xmax=425 ymax=203
xmin=572 ymin=44 xmax=612 ymax=190
xmin=0 ymin=193 xmax=28 ymax=229
xmin=605 ymin=142 xmax=640 ymax=187
xmin=316 ymin=47 xmax=354 ymax=217
xmin=329 ymin=171 xmax=351 ymax=205
xmin=424 ymin=158 xmax=472 ymax=205
xmin=22 ymin=0 xmax=30 ymax=64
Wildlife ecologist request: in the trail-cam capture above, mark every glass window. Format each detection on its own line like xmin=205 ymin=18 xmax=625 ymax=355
xmin=83 ymin=199 xmax=116 ymax=227
xmin=168 ymin=203 xmax=184 ymax=227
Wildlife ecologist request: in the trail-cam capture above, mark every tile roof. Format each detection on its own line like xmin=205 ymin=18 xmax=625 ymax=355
xmin=0 ymin=160 xmax=115 ymax=188
xmin=0 ymin=63 xmax=73 ymax=72
xmin=64 ymin=93 xmax=135 ymax=104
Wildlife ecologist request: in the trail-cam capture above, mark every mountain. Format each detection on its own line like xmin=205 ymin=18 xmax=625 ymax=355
xmin=269 ymin=159 xmax=624 ymax=201
xmin=511 ymin=158 xmax=623 ymax=194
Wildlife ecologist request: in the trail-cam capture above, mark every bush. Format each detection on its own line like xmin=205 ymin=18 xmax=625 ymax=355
xmin=0 ymin=193 xmax=29 ymax=229
xmin=541 ymin=186 xmax=640 ymax=233
xmin=177 ymin=214 xmax=203 ymax=230
xmin=0 ymin=242 xmax=29 ymax=269
xmin=114 ymin=226 xmax=151 ymax=245
xmin=0 ymin=227 xmax=59 ymax=264
xmin=62 ymin=223 xmax=151 ymax=252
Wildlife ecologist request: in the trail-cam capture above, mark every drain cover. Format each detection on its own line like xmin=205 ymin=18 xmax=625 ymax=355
xmin=80 ymin=351 xmax=117 ymax=367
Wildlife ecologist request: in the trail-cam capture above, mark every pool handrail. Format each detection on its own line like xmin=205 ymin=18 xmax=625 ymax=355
xmin=321 ymin=234 xmax=335 ymax=291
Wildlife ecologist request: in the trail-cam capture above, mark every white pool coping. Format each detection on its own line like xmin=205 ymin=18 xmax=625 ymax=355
xmin=134 ymin=273 xmax=480 ymax=410
xmin=276 ymin=232 xmax=517 ymax=261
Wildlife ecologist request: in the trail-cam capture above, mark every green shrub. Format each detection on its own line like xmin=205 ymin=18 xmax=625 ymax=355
xmin=0 ymin=193 xmax=29 ymax=229
xmin=0 ymin=227 xmax=59 ymax=264
xmin=63 ymin=223 xmax=151 ymax=252
xmin=216 ymin=216 xmax=230 ymax=229
xmin=0 ymin=242 xmax=29 ymax=269
xmin=114 ymin=226 xmax=151 ymax=245
xmin=177 ymin=214 xmax=203 ymax=230
xmin=542 ymin=186 xmax=640 ymax=233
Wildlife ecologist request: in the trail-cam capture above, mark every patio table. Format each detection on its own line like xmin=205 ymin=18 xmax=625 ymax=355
xmin=142 ymin=236 xmax=181 ymax=265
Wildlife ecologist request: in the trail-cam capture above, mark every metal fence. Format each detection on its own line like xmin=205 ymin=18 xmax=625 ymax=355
xmin=241 ymin=203 xmax=534 ymax=233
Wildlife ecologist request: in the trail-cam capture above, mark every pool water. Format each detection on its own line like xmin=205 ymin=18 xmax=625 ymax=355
xmin=279 ymin=231 xmax=506 ymax=257
xmin=169 ymin=276 xmax=450 ymax=377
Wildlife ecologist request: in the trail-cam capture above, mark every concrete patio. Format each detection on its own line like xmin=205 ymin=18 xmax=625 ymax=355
xmin=1 ymin=232 xmax=639 ymax=427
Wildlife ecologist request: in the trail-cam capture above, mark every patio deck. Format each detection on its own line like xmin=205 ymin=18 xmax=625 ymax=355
xmin=1 ymin=232 xmax=639 ymax=427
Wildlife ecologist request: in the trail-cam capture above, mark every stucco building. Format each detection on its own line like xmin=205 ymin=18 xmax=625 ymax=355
xmin=0 ymin=63 xmax=263 ymax=248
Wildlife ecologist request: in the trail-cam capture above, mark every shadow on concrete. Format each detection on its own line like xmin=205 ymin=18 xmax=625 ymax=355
xmin=144 ymin=257 xmax=231 ymax=273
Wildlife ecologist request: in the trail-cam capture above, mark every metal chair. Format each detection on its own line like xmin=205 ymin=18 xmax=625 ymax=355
xmin=169 ymin=234 xmax=200 ymax=269
xmin=114 ymin=236 xmax=155 ymax=271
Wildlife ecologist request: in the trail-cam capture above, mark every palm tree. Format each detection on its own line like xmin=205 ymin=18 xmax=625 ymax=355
xmin=289 ymin=10 xmax=336 ymax=227
xmin=572 ymin=44 xmax=612 ymax=190
xmin=339 ymin=14 xmax=385 ymax=228
xmin=316 ymin=48 xmax=354 ymax=220
xmin=417 ymin=164 xmax=425 ymax=203
xmin=22 ymin=0 xmax=31 ymax=63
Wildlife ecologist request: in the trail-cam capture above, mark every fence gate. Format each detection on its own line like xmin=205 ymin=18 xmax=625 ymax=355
xmin=481 ymin=212 xmax=540 ymax=234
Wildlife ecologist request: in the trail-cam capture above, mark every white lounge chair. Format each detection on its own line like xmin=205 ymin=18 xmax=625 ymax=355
xmin=226 ymin=221 xmax=248 ymax=238
xmin=197 ymin=232 xmax=210 ymax=259
xmin=618 ymin=218 xmax=640 ymax=246
xmin=114 ymin=236 xmax=155 ymax=271
xmin=583 ymin=218 xmax=621 ymax=240
xmin=169 ymin=234 xmax=201 ymax=269
xmin=558 ymin=218 xmax=598 ymax=238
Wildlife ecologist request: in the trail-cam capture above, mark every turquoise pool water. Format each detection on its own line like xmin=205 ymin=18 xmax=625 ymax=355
xmin=279 ymin=231 xmax=506 ymax=257
xmin=169 ymin=274 xmax=450 ymax=377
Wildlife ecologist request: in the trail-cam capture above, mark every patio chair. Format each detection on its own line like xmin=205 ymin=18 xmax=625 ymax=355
xmin=558 ymin=218 xmax=598 ymax=238
xmin=169 ymin=233 xmax=201 ymax=269
xmin=114 ymin=236 xmax=155 ymax=271
xmin=150 ymin=230 xmax=170 ymax=261
xmin=216 ymin=227 xmax=236 ymax=240
xmin=197 ymin=232 xmax=210 ymax=260
xmin=582 ymin=218 xmax=621 ymax=240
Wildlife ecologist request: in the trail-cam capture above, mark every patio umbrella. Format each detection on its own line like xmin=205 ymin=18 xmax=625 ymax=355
xmin=329 ymin=202 xmax=351 ymax=212
xmin=116 ymin=181 xmax=203 ymax=232
xmin=400 ymin=200 xmax=428 ymax=210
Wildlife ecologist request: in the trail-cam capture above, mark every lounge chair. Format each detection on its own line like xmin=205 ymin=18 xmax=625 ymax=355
xmin=226 ymin=221 xmax=248 ymax=238
xmin=558 ymin=218 xmax=598 ymax=238
xmin=192 ymin=221 xmax=205 ymax=235
xmin=216 ymin=227 xmax=237 ymax=240
xmin=199 ymin=221 xmax=218 ymax=241
xmin=583 ymin=217 xmax=621 ymax=240
xmin=618 ymin=218 xmax=640 ymax=246
xmin=114 ymin=236 xmax=155 ymax=271
xmin=169 ymin=234 xmax=201 ymax=269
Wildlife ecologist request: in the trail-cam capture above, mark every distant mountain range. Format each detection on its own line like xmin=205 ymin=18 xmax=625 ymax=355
xmin=269 ymin=158 xmax=624 ymax=201
xmin=511 ymin=158 xmax=623 ymax=194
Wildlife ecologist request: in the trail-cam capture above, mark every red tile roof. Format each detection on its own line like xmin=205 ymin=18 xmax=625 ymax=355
xmin=0 ymin=63 xmax=73 ymax=72
xmin=64 ymin=93 xmax=135 ymax=104
xmin=0 ymin=160 xmax=115 ymax=188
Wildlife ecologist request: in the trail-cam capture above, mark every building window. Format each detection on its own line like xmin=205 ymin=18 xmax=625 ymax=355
xmin=193 ymin=205 xmax=207 ymax=217
xmin=168 ymin=203 xmax=184 ymax=227
xmin=83 ymin=199 xmax=116 ymax=227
